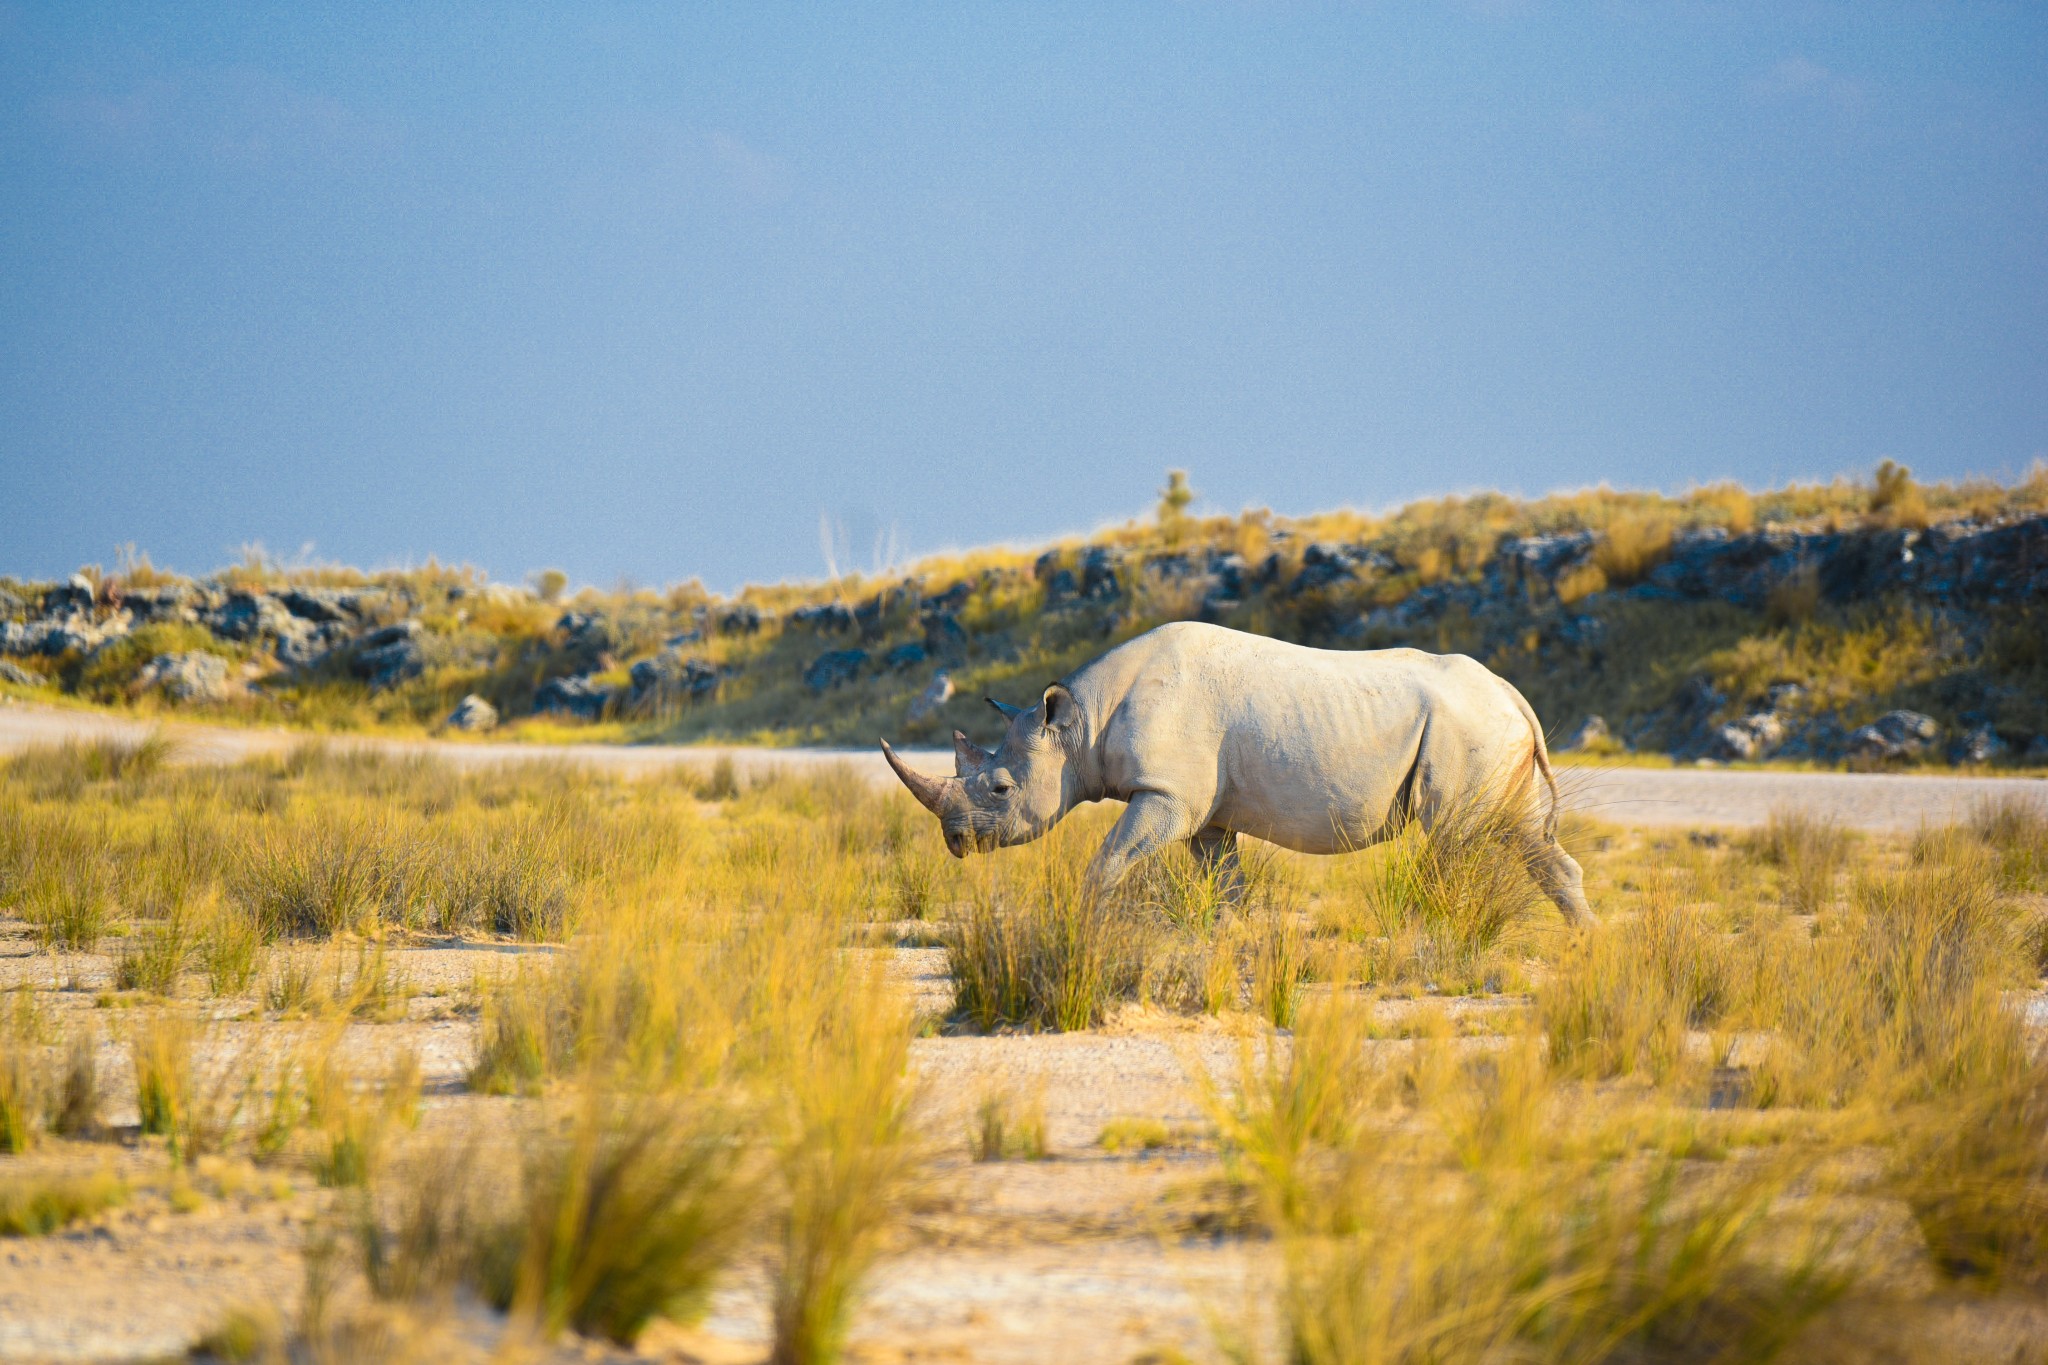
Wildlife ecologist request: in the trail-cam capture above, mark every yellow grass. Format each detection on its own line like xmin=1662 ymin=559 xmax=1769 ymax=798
xmin=0 ymin=746 xmax=2043 ymax=1358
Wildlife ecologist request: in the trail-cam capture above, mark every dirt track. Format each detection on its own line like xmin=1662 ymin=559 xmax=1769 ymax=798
xmin=1 ymin=699 xmax=2040 ymax=832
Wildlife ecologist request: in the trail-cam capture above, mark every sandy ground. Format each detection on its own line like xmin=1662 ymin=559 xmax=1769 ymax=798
xmin=2 ymin=697 xmax=2042 ymax=832
xmin=6 ymin=918 xmax=2048 ymax=1362
xmin=0 ymin=921 xmax=1270 ymax=1364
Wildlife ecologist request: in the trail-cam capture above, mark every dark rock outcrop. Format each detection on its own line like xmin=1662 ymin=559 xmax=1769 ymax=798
xmin=206 ymin=592 xmax=301 ymax=643
xmin=804 ymin=649 xmax=867 ymax=693
xmin=718 ymin=604 xmax=766 ymax=636
xmin=350 ymin=622 xmax=426 ymax=691
xmin=921 ymin=581 xmax=971 ymax=614
xmin=1954 ymin=724 xmax=2009 ymax=765
xmin=882 ymin=642 xmax=927 ymax=670
xmin=534 ymin=674 xmax=613 ymax=720
xmin=1848 ymin=710 xmax=1939 ymax=763
xmin=790 ymin=602 xmax=857 ymax=633
xmin=627 ymin=651 xmax=720 ymax=709
xmin=123 ymin=584 xmax=202 ymax=624
xmin=281 ymin=587 xmax=379 ymax=625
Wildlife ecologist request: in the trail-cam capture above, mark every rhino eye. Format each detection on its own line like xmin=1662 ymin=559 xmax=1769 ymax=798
xmin=990 ymin=776 xmax=1014 ymax=796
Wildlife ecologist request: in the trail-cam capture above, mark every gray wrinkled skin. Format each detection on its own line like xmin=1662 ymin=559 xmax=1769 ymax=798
xmin=881 ymin=621 xmax=1594 ymax=925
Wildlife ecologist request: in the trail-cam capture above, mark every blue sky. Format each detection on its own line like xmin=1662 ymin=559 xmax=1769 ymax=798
xmin=2 ymin=3 xmax=2043 ymax=590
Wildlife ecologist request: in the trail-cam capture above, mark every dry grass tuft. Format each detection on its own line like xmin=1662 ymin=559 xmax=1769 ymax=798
xmin=0 ymin=1169 xmax=128 ymax=1237
xmin=946 ymin=835 xmax=1141 ymax=1031
xmin=968 ymin=1087 xmax=1048 ymax=1162
xmin=1334 ymin=793 xmax=1553 ymax=993
xmin=1744 ymin=808 xmax=1850 ymax=913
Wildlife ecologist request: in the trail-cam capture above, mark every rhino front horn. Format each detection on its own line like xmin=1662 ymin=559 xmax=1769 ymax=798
xmin=880 ymin=738 xmax=956 ymax=816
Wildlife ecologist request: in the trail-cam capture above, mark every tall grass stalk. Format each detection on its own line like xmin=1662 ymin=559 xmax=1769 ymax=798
xmin=767 ymin=966 xmax=922 ymax=1365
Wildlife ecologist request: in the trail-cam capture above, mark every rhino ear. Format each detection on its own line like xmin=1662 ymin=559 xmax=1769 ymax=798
xmin=986 ymin=697 xmax=1024 ymax=720
xmin=1041 ymin=682 xmax=1075 ymax=731
xmin=952 ymin=729 xmax=992 ymax=776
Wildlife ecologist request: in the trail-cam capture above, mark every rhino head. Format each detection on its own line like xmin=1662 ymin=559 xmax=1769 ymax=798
xmin=880 ymin=683 xmax=1078 ymax=859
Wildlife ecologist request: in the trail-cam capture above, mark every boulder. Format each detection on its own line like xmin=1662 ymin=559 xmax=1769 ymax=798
xmin=0 ymin=588 xmax=23 ymax=620
xmin=627 ymin=651 xmax=719 ymax=709
xmin=534 ymin=674 xmax=613 ymax=720
xmin=790 ymin=602 xmax=856 ymax=633
xmin=446 ymin=694 xmax=499 ymax=732
xmin=803 ymin=649 xmax=867 ymax=693
xmin=1079 ymin=546 xmax=1123 ymax=601
xmin=1559 ymin=715 xmax=1611 ymax=753
xmin=40 ymin=612 xmax=130 ymax=656
xmin=1711 ymin=712 xmax=1787 ymax=762
xmin=1953 ymin=725 xmax=2009 ymax=766
xmin=136 ymin=651 xmax=232 ymax=703
xmin=1490 ymin=532 xmax=1598 ymax=598
xmin=1205 ymin=551 xmax=1249 ymax=604
xmin=351 ymin=621 xmax=426 ymax=691
xmin=1847 ymin=710 xmax=1939 ymax=763
xmin=274 ymin=621 xmax=348 ymax=671
xmin=1289 ymin=542 xmax=1363 ymax=594
xmin=280 ymin=587 xmax=378 ymax=624
xmin=921 ymin=581 xmax=972 ymax=614
xmin=854 ymin=584 xmax=920 ymax=640
xmin=882 ymin=641 xmax=927 ymax=670
xmin=45 ymin=574 xmax=97 ymax=616
xmin=123 ymin=584 xmax=200 ymax=624
xmin=0 ymin=660 xmax=46 ymax=687
xmin=906 ymin=670 xmax=953 ymax=726
xmin=555 ymin=610 xmax=618 ymax=652
xmin=719 ymin=604 xmax=766 ymax=635
xmin=205 ymin=592 xmax=302 ymax=643
xmin=0 ymin=621 xmax=45 ymax=655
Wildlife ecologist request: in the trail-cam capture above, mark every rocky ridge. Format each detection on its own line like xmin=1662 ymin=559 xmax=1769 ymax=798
xmin=2 ymin=509 xmax=2043 ymax=762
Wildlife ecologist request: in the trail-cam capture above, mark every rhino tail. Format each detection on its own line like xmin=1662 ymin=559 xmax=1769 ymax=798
xmin=1504 ymin=682 xmax=1561 ymax=840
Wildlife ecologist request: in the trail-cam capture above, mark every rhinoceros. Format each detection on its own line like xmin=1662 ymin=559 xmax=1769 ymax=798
xmin=879 ymin=621 xmax=1593 ymax=925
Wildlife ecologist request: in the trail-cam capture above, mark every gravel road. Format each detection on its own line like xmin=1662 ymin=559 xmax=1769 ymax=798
xmin=2 ymin=698 xmax=2040 ymax=831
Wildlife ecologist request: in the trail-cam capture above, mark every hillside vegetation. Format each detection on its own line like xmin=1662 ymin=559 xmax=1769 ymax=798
xmin=4 ymin=462 xmax=2046 ymax=766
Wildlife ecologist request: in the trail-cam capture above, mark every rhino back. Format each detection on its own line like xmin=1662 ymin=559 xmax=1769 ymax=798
xmin=1070 ymin=623 xmax=1532 ymax=852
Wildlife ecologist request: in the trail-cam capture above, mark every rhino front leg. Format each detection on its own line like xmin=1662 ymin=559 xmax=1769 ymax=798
xmin=1188 ymin=826 xmax=1245 ymax=904
xmin=1086 ymin=790 xmax=1197 ymax=899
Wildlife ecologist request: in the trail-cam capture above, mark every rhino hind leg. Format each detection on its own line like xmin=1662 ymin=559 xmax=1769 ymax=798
xmin=1188 ymin=826 xmax=1245 ymax=904
xmin=1532 ymin=841 xmax=1596 ymax=927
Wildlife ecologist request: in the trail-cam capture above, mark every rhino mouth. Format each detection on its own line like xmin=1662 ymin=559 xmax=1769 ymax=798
xmin=943 ymin=822 xmax=1001 ymax=858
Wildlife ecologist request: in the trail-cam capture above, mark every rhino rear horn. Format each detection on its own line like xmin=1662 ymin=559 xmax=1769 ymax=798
xmin=880 ymin=738 xmax=955 ymax=815
xmin=953 ymin=730 xmax=992 ymax=777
